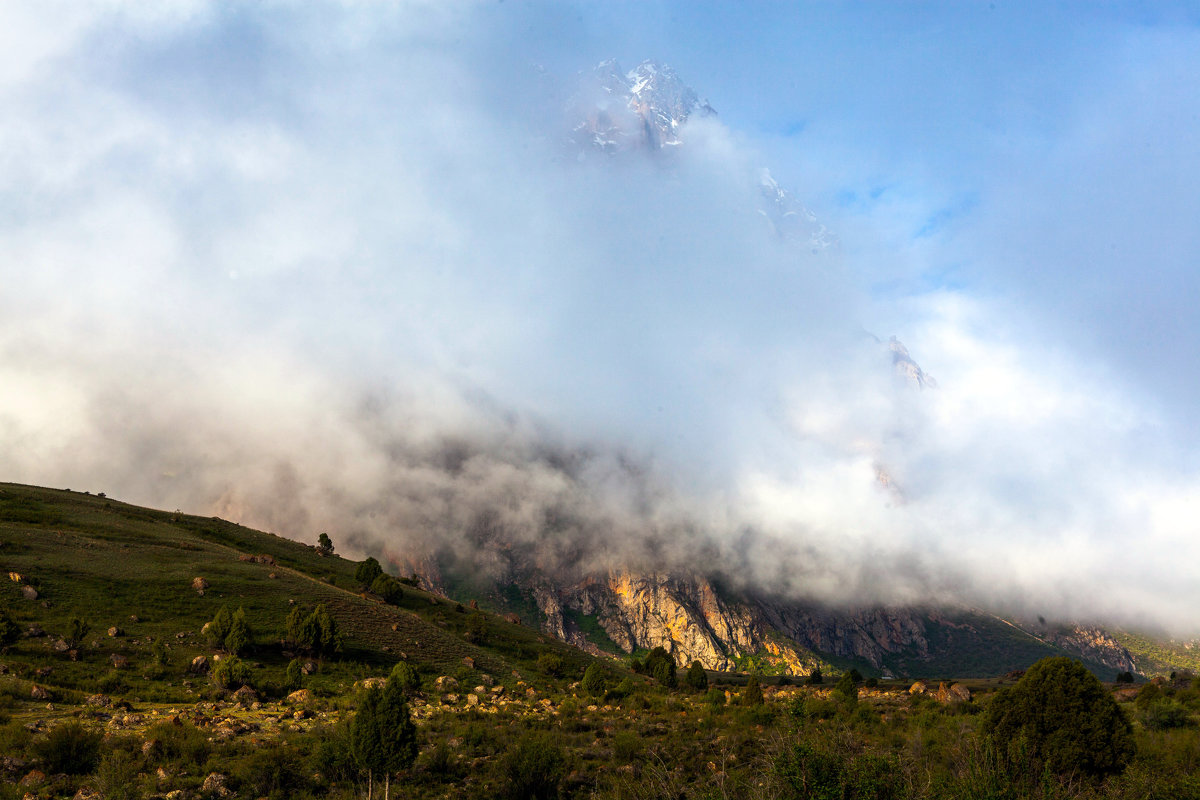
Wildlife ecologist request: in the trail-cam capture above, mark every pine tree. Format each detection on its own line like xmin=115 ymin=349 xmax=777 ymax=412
xmin=224 ymin=607 xmax=251 ymax=655
xmin=581 ymin=663 xmax=605 ymax=696
xmin=740 ymin=673 xmax=764 ymax=706
xmin=207 ymin=605 xmax=232 ymax=649
xmin=351 ymin=680 xmax=418 ymax=800
xmin=685 ymin=660 xmax=709 ymax=692
xmin=356 ymin=557 xmax=383 ymax=587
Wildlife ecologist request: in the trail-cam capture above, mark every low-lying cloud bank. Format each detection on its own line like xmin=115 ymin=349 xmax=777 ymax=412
xmin=2 ymin=3 xmax=1198 ymax=634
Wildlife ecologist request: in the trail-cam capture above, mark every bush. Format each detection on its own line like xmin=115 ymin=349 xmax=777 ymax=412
xmin=685 ymin=660 xmax=709 ymax=692
xmin=982 ymin=656 xmax=1134 ymax=779
xmin=370 ymin=574 xmax=404 ymax=604
xmin=355 ymin=557 xmax=383 ymax=587
xmin=581 ymin=662 xmax=605 ymax=696
xmin=34 ymin=720 xmax=103 ymax=774
xmin=285 ymin=658 xmax=304 ymax=692
xmin=835 ymin=671 xmax=859 ymax=711
xmin=0 ymin=609 xmax=19 ymax=646
xmin=286 ymin=604 xmax=343 ymax=657
xmin=807 ymin=667 xmax=824 ymax=685
xmin=644 ymin=647 xmax=677 ymax=688
xmin=211 ymin=656 xmax=252 ymax=690
xmin=496 ymin=731 xmax=568 ymax=800
xmin=1116 ymin=670 xmax=1135 ymax=684
xmin=207 ymin=605 xmax=232 ymax=649
xmin=704 ymin=687 xmax=727 ymax=710
xmin=465 ymin=612 xmax=487 ymax=645
xmin=740 ymin=674 xmax=764 ymax=707
xmin=389 ymin=661 xmax=421 ymax=696
xmin=537 ymin=652 xmax=564 ymax=678
xmin=224 ymin=607 xmax=252 ymax=655
xmin=1140 ymin=699 xmax=1194 ymax=731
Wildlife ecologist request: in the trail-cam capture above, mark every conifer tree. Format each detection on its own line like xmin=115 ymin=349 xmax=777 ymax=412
xmin=351 ymin=679 xmax=417 ymax=800
xmin=685 ymin=660 xmax=709 ymax=692
xmin=224 ymin=607 xmax=251 ymax=655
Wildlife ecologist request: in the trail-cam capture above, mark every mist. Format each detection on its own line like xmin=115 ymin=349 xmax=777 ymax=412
xmin=2 ymin=3 xmax=1199 ymax=635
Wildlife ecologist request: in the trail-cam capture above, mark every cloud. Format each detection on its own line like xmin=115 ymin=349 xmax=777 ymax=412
xmin=1 ymin=3 xmax=1199 ymax=634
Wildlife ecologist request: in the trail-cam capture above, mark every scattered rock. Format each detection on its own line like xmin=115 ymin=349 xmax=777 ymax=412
xmin=480 ymin=674 xmax=495 ymax=687
xmin=201 ymin=773 xmax=231 ymax=799
xmin=466 ymin=693 xmax=480 ymax=707
xmin=909 ymin=681 xmax=928 ymax=695
xmin=107 ymin=626 xmax=123 ymax=637
xmin=0 ymin=663 xmax=7 ymax=674
xmin=52 ymin=638 xmax=70 ymax=652
xmin=191 ymin=576 xmax=209 ymax=594
xmin=189 ymin=655 xmax=209 ymax=674
xmin=462 ymin=656 xmax=475 ymax=669
xmin=355 ymin=677 xmax=386 ymax=691
xmin=128 ymin=615 xmax=140 ymax=623
xmin=434 ymin=676 xmax=459 ymax=691
xmin=85 ymin=694 xmax=112 ymax=708
xmin=8 ymin=571 xmax=24 ymax=583
xmin=24 ymin=624 xmax=44 ymax=638
xmin=110 ymin=653 xmax=129 ymax=669
xmin=72 ymin=786 xmax=100 ymax=800
xmin=473 ymin=685 xmax=486 ymax=695
xmin=504 ymin=613 xmax=521 ymax=625
xmin=19 ymin=769 xmax=45 ymax=787
xmin=935 ymin=682 xmax=971 ymax=704
xmin=20 ymin=585 xmax=37 ymax=601
xmin=232 ymin=685 xmax=259 ymax=706
xmin=268 ymin=572 xmax=277 ymax=579
xmin=391 ymin=622 xmax=399 ymax=631
xmin=286 ymin=689 xmax=312 ymax=705
xmin=34 ymin=666 xmax=52 ymax=678
xmin=29 ymin=685 xmax=49 ymax=701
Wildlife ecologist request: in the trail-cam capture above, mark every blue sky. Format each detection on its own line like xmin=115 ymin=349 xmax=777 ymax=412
xmin=2 ymin=1 xmax=1200 ymax=629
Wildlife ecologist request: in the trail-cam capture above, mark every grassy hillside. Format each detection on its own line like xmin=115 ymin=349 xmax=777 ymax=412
xmin=2 ymin=483 xmax=1200 ymax=800
xmin=0 ymin=483 xmax=603 ymax=704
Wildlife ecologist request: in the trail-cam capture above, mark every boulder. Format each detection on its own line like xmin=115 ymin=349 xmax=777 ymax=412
xmin=462 ymin=656 xmax=475 ymax=669
xmin=301 ymin=661 xmax=317 ymax=675
xmin=232 ymin=685 xmax=258 ymax=705
xmin=355 ymin=677 xmax=386 ymax=691
xmin=29 ymin=685 xmax=49 ymax=701
xmin=909 ymin=681 xmax=928 ymax=695
xmin=109 ymin=654 xmax=128 ymax=669
xmin=935 ymin=682 xmax=971 ymax=704
xmin=8 ymin=571 xmax=24 ymax=583
xmin=52 ymin=638 xmax=70 ymax=652
xmin=20 ymin=586 xmax=37 ymax=601
xmin=85 ymin=694 xmax=112 ymax=708
xmin=191 ymin=577 xmax=209 ymax=593
xmin=286 ymin=689 xmax=312 ymax=705
xmin=434 ymin=676 xmax=459 ymax=691
xmin=466 ymin=693 xmax=480 ymax=707
xmin=188 ymin=655 xmax=209 ymax=674
xmin=107 ymin=626 xmax=123 ymax=638
xmin=19 ymin=769 xmax=45 ymax=787
xmin=201 ymin=773 xmax=231 ymax=799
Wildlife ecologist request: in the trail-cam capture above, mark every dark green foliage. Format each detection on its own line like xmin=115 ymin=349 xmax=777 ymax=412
xmin=685 ymin=660 xmax=709 ymax=692
xmin=389 ymin=660 xmax=421 ymax=695
xmin=211 ymin=655 xmax=252 ymax=690
xmin=144 ymin=720 xmax=211 ymax=767
xmin=774 ymin=738 xmax=902 ymax=800
xmin=982 ymin=656 xmax=1135 ymax=779
xmin=94 ymin=747 xmax=142 ymax=800
xmin=285 ymin=658 xmax=304 ymax=692
xmin=581 ymin=662 xmax=605 ymax=696
xmin=224 ymin=606 xmax=252 ymax=655
xmin=68 ymin=616 xmax=90 ymax=647
xmin=496 ymin=731 xmax=568 ymax=800
xmin=316 ymin=532 xmax=334 ymax=556
xmin=0 ymin=608 xmax=19 ymax=645
xmin=864 ymin=677 xmax=879 ymax=688
xmin=704 ymin=687 xmax=726 ymax=709
xmin=34 ymin=720 xmax=103 ymax=774
xmin=350 ymin=681 xmax=418 ymax=786
xmin=356 ymin=556 xmax=383 ymax=587
xmin=286 ymin=603 xmax=343 ymax=657
xmin=207 ymin=605 xmax=233 ymax=649
xmin=847 ymin=668 xmax=863 ymax=684
xmin=232 ymin=739 xmax=306 ymax=797
xmin=643 ymin=647 xmax=677 ymax=688
xmin=1135 ymin=681 xmax=1162 ymax=710
xmin=835 ymin=671 xmax=859 ymax=710
xmin=370 ymin=573 xmax=404 ymax=604
xmin=537 ymin=651 xmax=565 ymax=678
xmin=1140 ymin=699 xmax=1194 ymax=730
xmin=465 ymin=611 xmax=487 ymax=644
xmin=1116 ymin=670 xmax=1135 ymax=684
xmin=740 ymin=673 xmax=764 ymax=707
xmin=807 ymin=667 xmax=824 ymax=685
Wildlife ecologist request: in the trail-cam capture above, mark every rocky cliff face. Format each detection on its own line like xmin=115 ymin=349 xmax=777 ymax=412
xmin=1046 ymin=626 xmax=1137 ymax=673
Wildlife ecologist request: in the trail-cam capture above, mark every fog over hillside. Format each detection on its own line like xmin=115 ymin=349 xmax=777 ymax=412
xmin=2 ymin=3 xmax=1199 ymax=633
